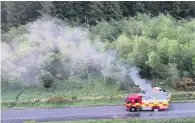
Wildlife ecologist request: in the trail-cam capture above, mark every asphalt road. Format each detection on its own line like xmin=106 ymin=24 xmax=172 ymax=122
xmin=2 ymin=102 xmax=195 ymax=123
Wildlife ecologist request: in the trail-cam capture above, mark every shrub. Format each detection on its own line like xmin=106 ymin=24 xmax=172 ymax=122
xmin=117 ymin=81 xmax=130 ymax=91
xmin=37 ymin=52 xmax=62 ymax=77
xmin=104 ymin=76 xmax=116 ymax=85
xmin=173 ymin=78 xmax=195 ymax=91
xmin=78 ymin=71 xmax=88 ymax=80
xmin=71 ymin=96 xmax=77 ymax=100
xmin=167 ymin=63 xmax=180 ymax=86
xmin=46 ymin=96 xmax=69 ymax=103
xmin=117 ymin=82 xmax=126 ymax=90
xmin=1 ymin=101 xmax=16 ymax=108
xmin=1 ymin=67 xmax=24 ymax=91
xmin=1 ymin=70 xmax=10 ymax=91
xmin=37 ymin=70 xmax=54 ymax=88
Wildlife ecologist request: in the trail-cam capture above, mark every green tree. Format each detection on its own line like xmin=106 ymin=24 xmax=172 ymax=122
xmin=127 ymin=36 xmax=150 ymax=67
xmin=39 ymin=1 xmax=55 ymax=16
xmin=147 ymin=51 xmax=168 ymax=79
xmin=167 ymin=63 xmax=180 ymax=86
xmin=115 ymin=35 xmax=134 ymax=59
xmin=1 ymin=2 xmax=7 ymax=31
xmin=4 ymin=1 xmax=42 ymax=28
xmin=52 ymin=1 xmax=123 ymax=26
xmin=192 ymin=57 xmax=195 ymax=77
xmin=102 ymin=2 xmax=123 ymax=21
xmin=90 ymin=21 xmax=118 ymax=42
xmin=119 ymin=2 xmax=145 ymax=17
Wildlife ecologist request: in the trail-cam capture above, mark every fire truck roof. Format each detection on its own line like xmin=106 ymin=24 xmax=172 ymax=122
xmin=140 ymin=91 xmax=168 ymax=99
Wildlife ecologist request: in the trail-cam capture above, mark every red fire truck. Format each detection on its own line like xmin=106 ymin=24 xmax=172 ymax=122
xmin=125 ymin=87 xmax=169 ymax=112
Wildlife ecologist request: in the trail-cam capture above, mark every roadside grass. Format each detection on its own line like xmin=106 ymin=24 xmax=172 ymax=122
xmin=24 ymin=117 xmax=195 ymax=123
xmin=1 ymin=80 xmax=127 ymax=109
xmin=1 ymin=80 xmax=195 ymax=109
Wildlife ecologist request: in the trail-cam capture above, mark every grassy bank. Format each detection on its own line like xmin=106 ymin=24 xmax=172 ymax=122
xmin=24 ymin=117 xmax=195 ymax=123
xmin=2 ymin=80 xmax=195 ymax=109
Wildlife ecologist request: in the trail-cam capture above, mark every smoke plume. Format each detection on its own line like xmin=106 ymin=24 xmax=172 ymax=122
xmin=1 ymin=16 xmax=152 ymax=90
xmin=129 ymin=67 xmax=152 ymax=90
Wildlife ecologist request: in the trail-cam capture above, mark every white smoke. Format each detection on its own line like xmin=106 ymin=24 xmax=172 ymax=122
xmin=129 ymin=67 xmax=152 ymax=90
xmin=1 ymin=16 xmax=153 ymax=90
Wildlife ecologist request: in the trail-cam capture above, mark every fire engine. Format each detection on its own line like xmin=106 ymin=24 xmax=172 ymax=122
xmin=125 ymin=87 xmax=170 ymax=112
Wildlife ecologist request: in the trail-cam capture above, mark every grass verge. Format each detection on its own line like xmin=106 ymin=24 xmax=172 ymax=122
xmin=2 ymin=80 xmax=195 ymax=109
xmin=2 ymin=93 xmax=195 ymax=109
xmin=24 ymin=117 xmax=195 ymax=123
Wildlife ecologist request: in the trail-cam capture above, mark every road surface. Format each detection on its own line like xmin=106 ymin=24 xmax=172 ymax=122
xmin=2 ymin=102 xmax=195 ymax=123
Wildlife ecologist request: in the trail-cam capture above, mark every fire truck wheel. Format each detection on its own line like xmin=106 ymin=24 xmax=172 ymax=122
xmin=130 ymin=107 xmax=136 ymax=112
xmin=154 ymin=107 xmax=159 ymax=112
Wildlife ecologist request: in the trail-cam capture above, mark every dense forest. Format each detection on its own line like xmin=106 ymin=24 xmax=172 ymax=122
xmin=1 ymin=1 xmax=195 ymax=92
xmin=2 ymin=1 xmax=195 ymax=30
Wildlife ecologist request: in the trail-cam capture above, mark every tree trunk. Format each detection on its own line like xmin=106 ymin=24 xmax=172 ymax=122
xmin=84 ymin=61 xmax=91 ymax=84
xmin=103 ymin=70 xmax=105 ymax=80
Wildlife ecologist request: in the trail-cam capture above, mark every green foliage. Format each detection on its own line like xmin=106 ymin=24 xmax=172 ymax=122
xmin=115 ymin=35 xmax=134 ymax=59
xmin=92 ymin=14 xmax=195 ymax=87
xmin=71 ymin=95 xmax=77 ymax=100
xmin=2 ymin=10 xmax=195 ymax=107
xmin=39 ymin=1 xmax=55 ymax=16
xmin=1 ymin=67 xmax=10 ymax=91
xmin=104 ymin=77 xmax=117 ymax=85
xmin=46 ymin=96 xmax=69 ymax=103
xmin=192 ymin=57 xmax=195 ymax=76
xmin=1 ymin=66 xmax=23 ymax=91
xmin=23 ymin=121 xmax=37 ymax=123
xmin=43 ymin=117 xmax=195 ymax=123
xmin=2 ymin=1 xmax=195 ymax=31
xmin=119 ymin=2 xmax=145 ymax=17
xmin=167 ymin=63 xmax=180 ymax=86
xmin=37 ymin=70 xmax=55 ymax=88
xmin=127 ymin=36 xmax=152 ymax=68
xmin=51 ymin=1 xmax=123 ymax=26
xmin=3 ymin=1 xmax=42 ymax=28
xmin=117 ymin=82 xmax=129 ymax=91
xmin=90 ymin=21 xmax=118 ymax=42
xmin=37 ymin=52 xmax=63 ymax=78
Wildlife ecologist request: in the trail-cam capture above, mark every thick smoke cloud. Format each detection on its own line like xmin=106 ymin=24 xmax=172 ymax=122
xmin=1 ymin=16 xmax=152 ymax=90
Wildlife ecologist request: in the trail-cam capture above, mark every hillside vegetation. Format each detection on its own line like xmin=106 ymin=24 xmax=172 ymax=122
xmin=1 ymin=1 xmax=195 ymax=108
xmin=2 ymin=14 xmax=195 ymax=90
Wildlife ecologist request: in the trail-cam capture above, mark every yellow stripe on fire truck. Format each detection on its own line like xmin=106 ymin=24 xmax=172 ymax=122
xmin=142 ymin=100 xmax=168 ymax=107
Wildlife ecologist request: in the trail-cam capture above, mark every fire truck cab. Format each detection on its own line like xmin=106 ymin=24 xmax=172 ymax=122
xmin=125 ymin=93 xmax=142 ymax=112
xmin=125 ymin=93 xmax=169 ymax=112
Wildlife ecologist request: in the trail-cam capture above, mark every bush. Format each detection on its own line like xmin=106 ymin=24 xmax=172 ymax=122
xmin=173 ymin=78 xmax=195 ymax=91
xmin=1 ymin=101 xmax=16 ymax=108
xmin=117 ymin=81 xmax=131 ymax=91
xmin=104 ymin=77 xmax=116 ymax=85
xmin=37 ymin=52 xmax=62 ymax=77
xmin=117 ymin=83 xmax=126 ymax=90
xmin=78 ymin=71 xmax=88 ymax=80
xmin=46 ymin=96 xmax=69 ymax=103
xmin=37 ymin=70 xmax=54 ymax=88
xmin=1 ymin=70 xmax=10 ymax=91
xmin=1 ymin=67 xmax=24 ymax=91
xmin=71 ymin=96 xmax=77 ymax=100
